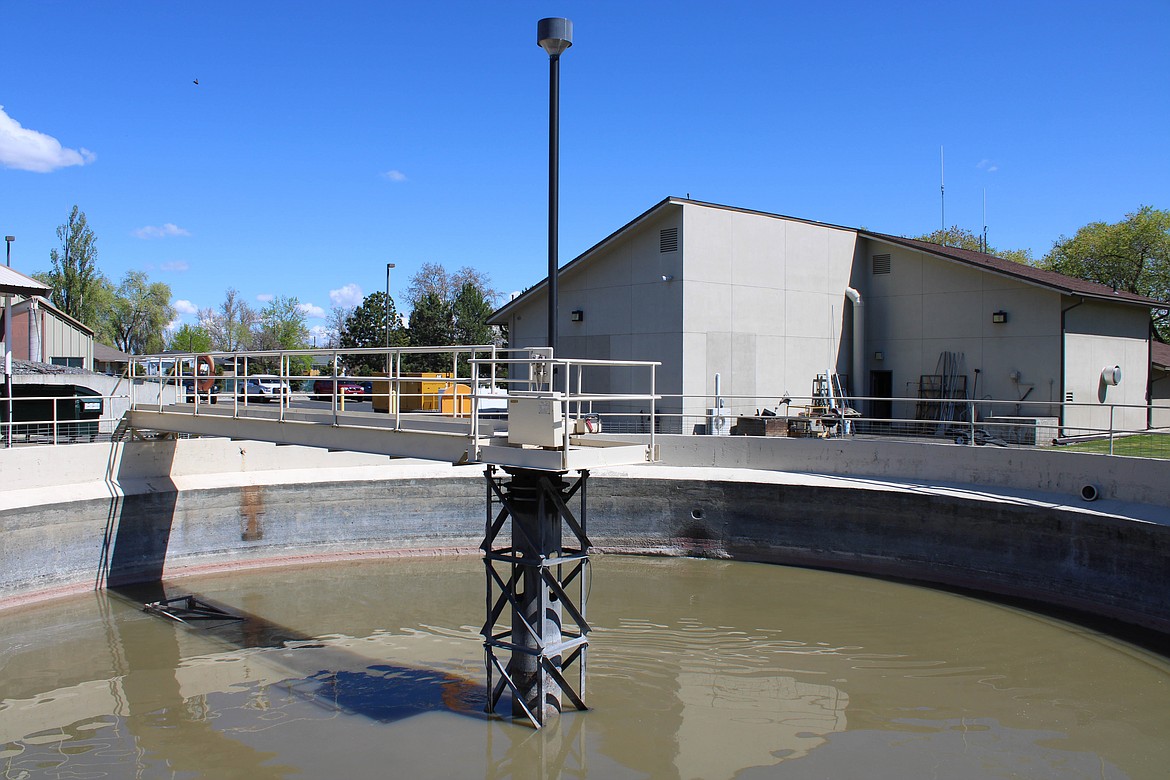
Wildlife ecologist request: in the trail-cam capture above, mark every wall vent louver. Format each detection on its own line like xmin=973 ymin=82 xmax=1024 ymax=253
xmin=872 ymin=254 xmax=891 ymax=274
xmin=659 ymin=227 xmax=679 ymax=253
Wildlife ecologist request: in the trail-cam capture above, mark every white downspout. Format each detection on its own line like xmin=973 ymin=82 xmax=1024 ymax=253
xmin=845 ymin=287 xmax=863 ymax=410
xmin=28 ymin=297 xmax=42 ymax=363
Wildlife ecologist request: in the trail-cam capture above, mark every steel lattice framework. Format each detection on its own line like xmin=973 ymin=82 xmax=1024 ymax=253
xmin=482 ymin=466 xmax=591 ymax=728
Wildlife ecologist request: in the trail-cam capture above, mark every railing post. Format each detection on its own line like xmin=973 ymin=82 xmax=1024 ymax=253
xmin=1109 ymin=405 xmax=1115 ymax=456
xmin=969 ymin=400 xmax=976 ymax=446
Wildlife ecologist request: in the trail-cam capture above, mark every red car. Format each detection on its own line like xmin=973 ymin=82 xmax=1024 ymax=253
xmin=311 ymin=378 xmax=365 ymax=402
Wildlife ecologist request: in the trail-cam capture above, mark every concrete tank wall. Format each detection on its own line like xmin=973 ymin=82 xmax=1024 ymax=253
xmin=1 ymin=437 xmax=1168 ymax=636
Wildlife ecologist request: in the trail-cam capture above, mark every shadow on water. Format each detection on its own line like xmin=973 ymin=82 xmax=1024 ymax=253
xmin=107 ymin=581 xmax=489 ymax=725
xmin=92 ymin=435 xmax=489 ymax=763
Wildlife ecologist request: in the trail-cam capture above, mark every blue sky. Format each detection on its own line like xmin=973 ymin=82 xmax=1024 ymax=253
xmin=2 ymin=1 xmax=1168 ymax=343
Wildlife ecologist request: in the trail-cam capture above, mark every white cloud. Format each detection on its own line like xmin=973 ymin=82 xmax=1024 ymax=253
xmin=381 ymin=169 xmax=408 ymax=182
xmin=329 ymin=283 xmax=363 ymax=308
xmin=298 ymin=302 xmax=327 ymax=318
xmin=256 ymin=293 xmax=274 ymax=303
xmin=133 ymin=223 xmax=191 ymax=239
xmin=165 ymin=316 xmax=182 ymax=332
xmin=174 ymin=299 xmax=199 ymax=315
xmin=161 ymin=260 xmax=190 ymax=272
xmin=977 ymin=159 xmax=999 ymax=173
xmin=0 ymin=105 xmax=95 ymax=173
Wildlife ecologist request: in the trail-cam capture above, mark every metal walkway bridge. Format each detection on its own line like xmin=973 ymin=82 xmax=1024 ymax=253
xmin=121 ymin=344 xmax=660 ymax=728
xmin=122 ymin=345 xmax=658 ymax=471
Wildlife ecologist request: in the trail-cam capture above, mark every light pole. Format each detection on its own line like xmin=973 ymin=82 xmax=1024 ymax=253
xmin=385 ymin=262 xmax=395 ymax=376
xmin=4 ymin=235 xmax=14 ymax=449
xmin=538 ymin=17 xmax=572 ymax=355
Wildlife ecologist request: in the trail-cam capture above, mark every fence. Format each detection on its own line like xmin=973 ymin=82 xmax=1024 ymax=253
xmin=6 ymin=346 xmax=1167 ymax=461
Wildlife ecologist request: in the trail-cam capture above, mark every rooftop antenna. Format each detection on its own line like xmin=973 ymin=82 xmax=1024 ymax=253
xmin=982 ymin=189 xmax=988 ymax=254
xmin=940 ymin=145 xmax=945 ymax=240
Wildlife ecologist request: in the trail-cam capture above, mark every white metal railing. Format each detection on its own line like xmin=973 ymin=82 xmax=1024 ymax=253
xmin=1 ymin=391 xmax=130 ymax=447
xmin=622 ymin=392 xmax=1168 ymax=457
xmin=124 ymin=346 xmax=662 ymax=467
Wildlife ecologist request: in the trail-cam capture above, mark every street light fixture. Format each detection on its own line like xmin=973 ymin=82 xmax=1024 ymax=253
xmin=538 ymin=17 xmax=572 ymax=354
xmin=385 ymin=262 xmax=395 ymax=376
xmin=4 ymin=235 xmax=13 ymax=448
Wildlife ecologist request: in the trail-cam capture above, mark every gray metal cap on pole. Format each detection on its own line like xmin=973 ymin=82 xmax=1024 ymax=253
xmin=537 ymin=17 xmax=573 ymax=56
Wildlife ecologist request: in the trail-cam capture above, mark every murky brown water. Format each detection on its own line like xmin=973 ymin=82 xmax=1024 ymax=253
xmin=1 ymin=555 xmax=1168 ymax=779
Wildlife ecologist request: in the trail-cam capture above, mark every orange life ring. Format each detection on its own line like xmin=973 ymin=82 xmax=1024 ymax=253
xmin=196 ymin=355 xmax=215 ymax=391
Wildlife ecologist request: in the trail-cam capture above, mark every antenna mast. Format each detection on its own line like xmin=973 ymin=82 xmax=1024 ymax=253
xmin=940 ymin=146 xmax=946 ymax=239
xmin=982 ymin=189 xmax=988 ymax=254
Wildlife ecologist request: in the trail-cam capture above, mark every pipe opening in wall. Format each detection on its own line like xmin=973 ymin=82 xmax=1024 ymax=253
xmin=691 ymin=508 xmax=704 ymax=520
xmin=1081 ymin=484 xmax=1100 ymax=502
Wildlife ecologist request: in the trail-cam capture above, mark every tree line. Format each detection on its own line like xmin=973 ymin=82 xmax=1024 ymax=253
xmin=31 ymin=206 xmax=504 ymax=372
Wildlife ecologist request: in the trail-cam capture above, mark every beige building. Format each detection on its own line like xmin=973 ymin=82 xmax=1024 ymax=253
xmin=4 ymin=295 xmax=95 ymax=370
xmin=491 ymin=198 xmax=1163 ymax=435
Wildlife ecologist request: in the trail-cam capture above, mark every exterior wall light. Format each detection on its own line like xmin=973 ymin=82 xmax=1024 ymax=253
xmin=992 ymin=310 xmax=1008 ymax=324
xmin=570 ymin=310 xmax=583 ymax=322
xmin=661 ymin=274 xmax=674 ymax=282
xmin=873 ymin=351 xmax=884 ymax=361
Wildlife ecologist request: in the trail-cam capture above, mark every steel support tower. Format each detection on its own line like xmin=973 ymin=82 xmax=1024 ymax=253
xmin=482 ymin=465 xmax=591 ymax=728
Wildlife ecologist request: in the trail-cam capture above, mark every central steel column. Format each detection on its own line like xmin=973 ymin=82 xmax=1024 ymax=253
xmin=506 ymin=468 xmax=564 ymax=721
xmin=483 ymin=465 xmax=591 ymax=728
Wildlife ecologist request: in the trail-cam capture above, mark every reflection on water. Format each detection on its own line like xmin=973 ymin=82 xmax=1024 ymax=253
xmin=1 ymin=556 xmax=1168 ymax=779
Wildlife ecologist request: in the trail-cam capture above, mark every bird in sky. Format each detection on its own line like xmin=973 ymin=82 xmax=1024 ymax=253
xmin=193 ymin=78 xmax=199 ymax=85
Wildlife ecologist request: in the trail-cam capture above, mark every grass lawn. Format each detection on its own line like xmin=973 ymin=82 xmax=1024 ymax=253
xmin=1058 ymin=433 xmax=1170 ymax=459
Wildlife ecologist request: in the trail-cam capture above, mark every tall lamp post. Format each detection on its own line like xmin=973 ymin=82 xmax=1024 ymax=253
xmin=4 ymin=235 xmax=14 ymax=449
xmin=385 ymin=262 xmax=395 ymax=375
xmin=538 ymin=17 xmax=572 ymax=355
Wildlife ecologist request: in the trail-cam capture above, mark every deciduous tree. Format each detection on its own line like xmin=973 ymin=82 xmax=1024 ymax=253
xmin=38 ymin=205 xmax=104 ymax=325
xmin=108 ymin=271 xmax=175 ymax=354
xmin=914 ymin=226 xmax=1033 ymax=264
xmin=198 ymin=288 xmax=256 ymax=351
xmin=167 ymin=324 xmax=212 ymax=353
xmin=1041 ymin=206 xmax=1170 ymax=340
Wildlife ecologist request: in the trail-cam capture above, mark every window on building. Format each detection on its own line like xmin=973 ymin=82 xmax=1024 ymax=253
xmin=51 ymin=357 xmax=85 ymax=368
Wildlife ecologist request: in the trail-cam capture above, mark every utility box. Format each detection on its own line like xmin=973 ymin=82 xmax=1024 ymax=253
xmin=371 ymin=372 xmax=451 ymax=414
xmin=507 ymin=395 xmax=565 ymax=447
xmin=438 ymin=383 xmax=472 ymax=416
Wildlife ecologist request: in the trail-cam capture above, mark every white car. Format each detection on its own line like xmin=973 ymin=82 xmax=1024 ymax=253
xmin=251 ymin=374 xmax=293 ymax=397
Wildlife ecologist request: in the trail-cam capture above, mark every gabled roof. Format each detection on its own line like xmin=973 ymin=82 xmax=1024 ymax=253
xmin=94 ymin=342 xmax=132 ymax=363
xmin=0 ymin=265 xmax=52 ymax=297
xmin=862 ymin=232 xmax=1165 ymax=308
xmin=489 ymin=197 xmax=1168 ymax=323
xmin=1153 ymin=341 xmax=1170 ymax=371
xmin=11 ymin=295 xmax=95 ymax=336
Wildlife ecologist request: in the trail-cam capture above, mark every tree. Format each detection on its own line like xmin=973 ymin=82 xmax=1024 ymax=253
xmin=913 ymin=226 xmax=1033 ymax=264
xmin=325 ymin=304 xmax=353 ymax=349
xmin=400 ymin=263 xmax=501 ymax=373
xmin=108 ymin=271 xmax=175 ymax=354
xmin=168 ymin=324 xmax=212 ymax=353
xmin=406 ymin=290 xmax=454 ymax=372
xmin=338 ymin=291 xmax=405 ymax=375
xmin=254 ymin=295 xmax=310 ymax=373
xmin=38 ymin=205 xmax=104 ymax=325
xmin=451 ymin=281 xmax=502 ymax=378
xmin=405 ymin=262 xmax=499 ymax=310
xmin=198 ymin=288 xmax=256 ymax=351
xmin=1040 ymin=206 xmax=1170 ymax=340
